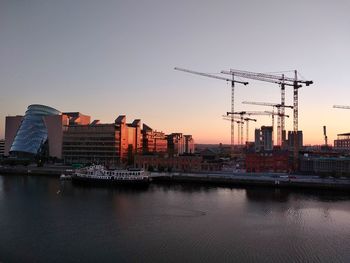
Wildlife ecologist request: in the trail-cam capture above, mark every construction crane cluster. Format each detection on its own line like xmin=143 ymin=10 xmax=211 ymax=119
xmin=174 ymin=66 xmax=313 ymax=171
xmin=222 ymin=115 xmax=257 ymax=145
xmin=242 ymin=101 xmax=293 ymax=146
xmin=174 ymin=67 xmax=248 ymax=154
xmin=226 ymin=110 xmax=289 ymax=146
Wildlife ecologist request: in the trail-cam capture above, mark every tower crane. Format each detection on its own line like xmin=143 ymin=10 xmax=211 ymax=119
xmin=333 ymin=105 xmax=350 ymax=109
xmin=227 ymin=111 xmax=289 ymax=147
xmin=234 ymin=120 xmax=244 ymax=146
xmin=222 ymin=116 xmax=244 ymax=145
xmin=222 ymin=116 xmax=257 ymax=144
xmin=243 ymin=117 xmax=257 ymax=144
xmin=174 ymin=67 xmax=248 ymax=155
xmin=323 ymin=126 xmax=328 ymax=146
xmin=222 ymin=69 xmax=313 ymax=170
xmin=242 ymin=101 xmax=293 ymax=146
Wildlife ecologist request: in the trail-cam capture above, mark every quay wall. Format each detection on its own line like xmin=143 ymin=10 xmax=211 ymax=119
xmin=151 ymin=173 xmax=350 ymax=191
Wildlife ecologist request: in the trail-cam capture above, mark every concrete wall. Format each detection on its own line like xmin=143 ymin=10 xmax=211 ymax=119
xmin=44 ymin=115 xmax=68 ymax=159
xmin=4 ymin=116 xmax=23 ymax=156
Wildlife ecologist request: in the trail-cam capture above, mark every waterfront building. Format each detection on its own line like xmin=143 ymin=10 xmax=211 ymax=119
xmin=44 ymin=112 xmax=91 ymax=159
xmin=5 ymin=105 xmax=91 ymax=159
xmin=62 ymin=115 xmax=142 ymax=166
xmin=142 ymin=124 xmax=167 ymax=154
xmin=62 ymin=122 xmax=122 ymax=165
xmin=134 ymin=154 xmax=222 ymax=172
xmin=167 ymin=133 xmax=185 ymax=156
xmin=127 ymin=119 xmax=142 ymax=154
xmin=300 ymin=155 xmax=350 ymax=176
xmin=8 ymin=105 xmax=61 ymax=158
xmin=246 ymin=151 xmax=290 ymax=173
xmin=166 ymin=133 xmax=195 ymax=156
xmin=4 ymin=104 xmax=195 ymax=166
xmin=184 ymin=135 xmax=195 ymax=154
xmin=334 ymin=133 xmax=350 ymax=150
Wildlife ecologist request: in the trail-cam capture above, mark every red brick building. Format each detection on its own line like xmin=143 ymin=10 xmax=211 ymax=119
xmin=134 ymin=154 xmax=222 ymax=172
xmin=135 ymin=155 xmax=202 ymax=172
xmin=246 ymin=151 xmax=291 ymax=172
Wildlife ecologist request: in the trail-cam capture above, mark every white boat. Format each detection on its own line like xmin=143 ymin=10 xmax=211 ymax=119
xmin=60 ymin=174 xmax=72 ymax=180
xmin=72 ymin=165 xmax=149 ymax=186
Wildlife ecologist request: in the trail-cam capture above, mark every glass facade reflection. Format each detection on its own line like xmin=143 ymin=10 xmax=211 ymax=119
xmin=10 ymin=104 xmax=60 ymax=156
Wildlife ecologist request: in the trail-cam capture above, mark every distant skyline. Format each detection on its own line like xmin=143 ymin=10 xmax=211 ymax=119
xmin=1 ymin=0 xmax=350 ymax=144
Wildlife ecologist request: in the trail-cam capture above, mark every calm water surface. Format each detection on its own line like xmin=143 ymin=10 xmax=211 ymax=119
xmin=0 ymin=175 xmax=350 ymax=262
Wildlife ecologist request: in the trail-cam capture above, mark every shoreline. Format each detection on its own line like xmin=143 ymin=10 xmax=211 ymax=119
xmin=151 ymin=172 xmax=350 ymax=191
xmin=0 ymin=165 xmax=72 ymax=176
xmin=1 ymin=166 xmax=350 ymax=191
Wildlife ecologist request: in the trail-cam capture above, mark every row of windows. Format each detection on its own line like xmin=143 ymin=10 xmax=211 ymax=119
xmin=63 ymin=137 xmax=118 ymax=141
xmin=63 ymin=147 xmax=119 ymax=151
xmin=63 ymin=142 xmax=117 ymax=146
xmin=63 ymin=153 xmax=118 ymax=156
xmin=90 ymin=171 xmax=141 ymax=176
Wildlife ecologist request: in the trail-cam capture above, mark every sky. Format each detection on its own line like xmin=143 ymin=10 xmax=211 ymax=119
xmin=0 ymin=0 xmax=350 ymax=145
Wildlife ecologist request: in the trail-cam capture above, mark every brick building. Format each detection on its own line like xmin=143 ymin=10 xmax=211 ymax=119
xmin=135 ymin=154 xmax=222 ymax=172
xmin=135 ymin=155 xmax=202 ymax=172
xmin=246 ymin=151 xmax=290 ymax=172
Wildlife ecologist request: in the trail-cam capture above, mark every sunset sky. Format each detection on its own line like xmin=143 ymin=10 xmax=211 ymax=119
xmin=1 ymin=0 xmax=349 ymax=145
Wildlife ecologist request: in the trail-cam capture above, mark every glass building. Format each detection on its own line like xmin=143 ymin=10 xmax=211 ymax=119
xmin=10 ymin=104 xmax=60 ymax=157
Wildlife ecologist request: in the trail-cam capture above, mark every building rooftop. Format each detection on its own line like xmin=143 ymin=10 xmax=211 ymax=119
xmin=337 ymin=132 xmax=350 ymax=136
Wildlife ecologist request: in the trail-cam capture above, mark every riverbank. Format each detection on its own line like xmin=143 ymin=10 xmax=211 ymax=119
xmin=1 ymin=166 xmax=350 ymax=191
xmin=0 ymin=165 xmax=72 ymax=176
xmin=150 ymin=172 xmax=350 ymax=191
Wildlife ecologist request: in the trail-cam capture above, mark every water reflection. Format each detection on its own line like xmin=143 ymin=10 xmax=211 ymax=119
xmin=0 ymin=175 xmax=350 ymax=262
xmin=246 ymin=187 xmax=290 ymax=202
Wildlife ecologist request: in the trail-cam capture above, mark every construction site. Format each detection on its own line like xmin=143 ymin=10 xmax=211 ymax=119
xmin=175 ymin=67 xmax=350 ymax=177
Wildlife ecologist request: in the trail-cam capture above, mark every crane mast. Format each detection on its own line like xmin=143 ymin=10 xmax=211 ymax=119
xmin=244 ymin=117 xmax=257 ymax=144
xmin=222 ymin=69 xmax=313 ymax=171
xmin=174 ymin=67 xmax=248 ymax=156
xmin=323 ymin=126 xmax=328 ymax=146
xmin=242 ymin=100 xmax=293 ymax=146
xmin=223 ymin=116 xmax=256 ymax=145
xmin=280 ymin=75 xmax=286 ymax=147
xmin=293 ymin=71 xmax=299 ymax=170
xmin=227 ymin=111 xmax=289 ymax=149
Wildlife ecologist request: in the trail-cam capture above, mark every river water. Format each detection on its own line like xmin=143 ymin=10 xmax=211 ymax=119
xmin=0 ymin=175 xmax=349 ymax=262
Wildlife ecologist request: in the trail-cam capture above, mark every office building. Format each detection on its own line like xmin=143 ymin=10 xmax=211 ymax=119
xmin=4 ymin=104 xmax=195 ymax=166
xmin=5 ymin=105 xmax=91 ymax=159
xmin=7 ymin=105 xmax=61 ymax=158
xmin=254 ymin=126 xmax=273 ymax=152
xmin=184 ymin=135 xmax=195 ymax=154
xmin=167 ymin=133 xmax=184 ymax=156
xmin=142 ymin=124 xmax=167 ymax=154
xmin=62 ymin=115 xmax=142 ymax=165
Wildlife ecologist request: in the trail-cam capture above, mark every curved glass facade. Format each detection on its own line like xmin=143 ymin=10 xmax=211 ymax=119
xmin=10 ymin=104 xmax=60 ymax=156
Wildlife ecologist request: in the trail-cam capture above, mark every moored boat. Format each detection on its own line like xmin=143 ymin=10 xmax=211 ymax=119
xmin=72 ymin=165 xmax=150 ymax=186
xmin=60 ymin=174 xmax=72 ymax=180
